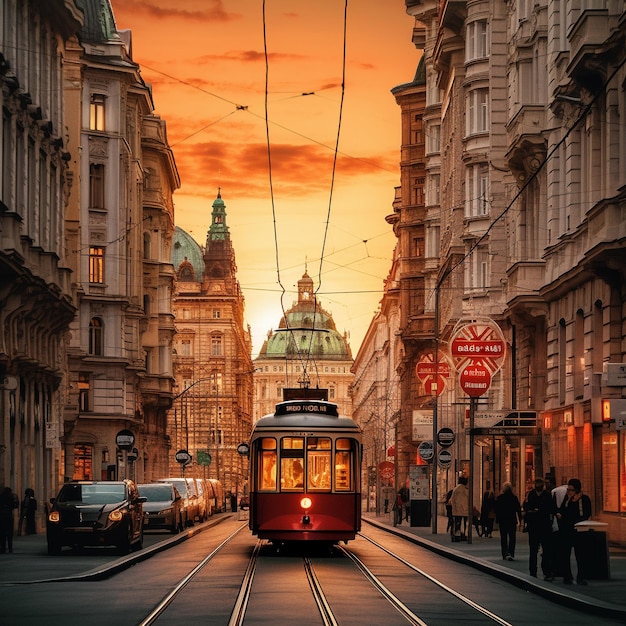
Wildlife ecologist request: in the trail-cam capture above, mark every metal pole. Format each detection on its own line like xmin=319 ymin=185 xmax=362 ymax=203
xmin=431 ymin=282 xmax=439 ymax=534
xmin=468 ymin=395 xmax=477 ymax=544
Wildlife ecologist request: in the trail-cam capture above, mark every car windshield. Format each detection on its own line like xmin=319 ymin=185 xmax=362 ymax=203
xmin=165 ymin=481 xmax=188 ymax=497
xmin=139 ymin=485 xmax=173 ymax=501
xmin=57 ymin=484 xmax=126 ymax=504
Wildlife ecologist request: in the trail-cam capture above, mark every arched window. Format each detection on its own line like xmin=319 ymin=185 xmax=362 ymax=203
xmin=89 ymin=317 xmax=103 ymax=355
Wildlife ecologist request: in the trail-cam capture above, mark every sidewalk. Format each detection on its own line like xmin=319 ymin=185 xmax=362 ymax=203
xmin=363 ymin=512 xmax=626 ymax=619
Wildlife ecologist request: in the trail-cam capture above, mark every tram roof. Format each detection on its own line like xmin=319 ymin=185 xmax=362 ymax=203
xmin=253 ymin=400 xmax=361 ymax=434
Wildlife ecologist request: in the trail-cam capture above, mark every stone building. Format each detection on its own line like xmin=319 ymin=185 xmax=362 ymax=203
xmin=253 ymin=270 xmax=354 ymax=420
xmin=0 ymin=0 xmax=82 ymax=515
xmin=365 ymin=1 xmax=626 ymax=541
xmin=170 ymin=191 xmax=253 ymax=499
xmin=62 ymin=0 xmax=179 ymax=485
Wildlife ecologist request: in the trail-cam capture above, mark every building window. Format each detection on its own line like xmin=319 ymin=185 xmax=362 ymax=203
xmin=180 ymin=339 xmax=191 ymax=356
xmin=465 ymin=246 xmax=489 ymax=292
xmin=89 ymin=317 xmax=104 ymax=355
xmin=465 ymin=164 xmax=489 ymax=217
xmin=425 ymin=225 xmax=440 ymax=258
xmin=89 ymin=246 xmax=104 ymax=283
xmin=73 ymin=444 xmax=93 ymax=480
xmin=427 ymin=124 xmax=440 ymax=154
xmin=466 ymin=88 xmax=489 ymax=135
xmin=89 ymin=163 xmax=105 ymax=208
xmin=212 ymin=336 xmax=223 ymax=356
xmin=426 ymin=173 xmax=440 ymax=206
xmin=466 ymin=20 xmax=488 ymax=61
xmin=213 ymin=309 xmax=221 ymax=319
xmin=89 ymin=94 xmax=106 ymax=131
xmin=78 ymin=373 xmax=90 ymax=412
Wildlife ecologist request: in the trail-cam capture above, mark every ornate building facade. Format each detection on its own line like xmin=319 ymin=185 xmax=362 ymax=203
xmin=253 ymin=270 xmax=354 ymax=421
xmin=0 ymin=0 xmax=82 ymax=515
xmin=170 ymin=191 xmax=253 ymax=499
xmin=362 ymin=0 xmax=626 ymax=542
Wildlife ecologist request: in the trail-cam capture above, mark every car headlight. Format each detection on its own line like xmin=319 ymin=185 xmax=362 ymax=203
xmin=108 ymin=509 xmax=124 ymax=522
xmin=48 ymin=511 xmax=60 ymax=523
xmin=159 ymin=507 xmax=173 ymax=515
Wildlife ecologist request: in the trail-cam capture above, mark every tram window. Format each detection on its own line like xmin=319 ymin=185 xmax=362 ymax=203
xmin=258 ymin=438 xmax=277 ymax=491
xmin=281 ymin=437 xmax=304 ymax=490
xmin=281 ymin=458 xmax=304 ymax=490
xmin=307 ymin=438 xmax=331 ymax=490
xmin=335 ymin=438 xmax=353 ymax=491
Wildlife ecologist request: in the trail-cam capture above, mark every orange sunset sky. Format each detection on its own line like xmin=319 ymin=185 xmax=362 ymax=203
xmin=109 ymin=0 xmax=420 ymax=356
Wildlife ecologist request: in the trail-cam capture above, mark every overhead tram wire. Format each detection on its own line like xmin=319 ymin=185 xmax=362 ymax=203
xmin=261 ymin=0 xmax=350 ymax=389
xmin=306 ymin=0 xmax=349 ymax=388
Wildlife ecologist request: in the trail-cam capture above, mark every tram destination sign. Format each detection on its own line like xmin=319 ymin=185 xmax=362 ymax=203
xmin=472 ymin=410 xmax=537 ymax=428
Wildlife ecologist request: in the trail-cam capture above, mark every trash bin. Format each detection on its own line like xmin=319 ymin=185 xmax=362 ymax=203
xmin=410 ymin=500 xmax=431 ymax=527
xmin=575 ymin=521 xmax=610 ymax=579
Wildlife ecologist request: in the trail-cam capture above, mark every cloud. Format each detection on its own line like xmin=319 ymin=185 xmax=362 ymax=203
xmin=113 ymin=0 xmax=238 ymax=22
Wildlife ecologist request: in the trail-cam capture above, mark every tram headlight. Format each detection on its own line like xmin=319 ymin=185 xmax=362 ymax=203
xmin=300 ymin=497 xmax=312 ymax=510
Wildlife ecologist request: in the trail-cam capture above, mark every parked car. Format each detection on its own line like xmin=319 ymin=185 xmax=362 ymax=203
xmin=138 ymin=483 xmax=184 ymax=533
xmin=156 ymin=478 xmax=199 ymax=526
xmin=208 ymin=479 xmax=224 ymax=513
xmin=193 ymin=478 xmax=209 ymax=521
xmin=46 ymin=480 xmax=145 ymax=555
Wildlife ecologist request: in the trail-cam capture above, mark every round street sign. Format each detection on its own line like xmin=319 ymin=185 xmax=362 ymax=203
xmin=437 ymin=427 xmax=455 ymax=447
xmin=438 ymin=449 xmax=453 ymax=468
xmin=378 ymin=460 xmax=395 ymax=480
xmin=175 ymin=449 xmax=192 ymax=465
xmin=418 ymin=441 xmax=434 ymax=462
xmin=460 ymin=361 xmax=492 ymax=397
xmin=116 ymin=429 xmax=135 ymax=450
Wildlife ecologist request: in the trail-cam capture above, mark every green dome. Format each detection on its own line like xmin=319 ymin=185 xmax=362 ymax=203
xmin=258 ymin=271 xmax=352 ymax=360
xmin=172 ymin=226 xmax=204 ymax=281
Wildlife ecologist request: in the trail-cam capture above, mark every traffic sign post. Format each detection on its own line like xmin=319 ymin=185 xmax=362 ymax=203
xmin=449 ymin=318 xmax=507 ymax=545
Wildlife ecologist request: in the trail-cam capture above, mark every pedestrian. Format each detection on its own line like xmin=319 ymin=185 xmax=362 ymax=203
xmin=550 ymin=480 xmax=568 ymax=577
xmin=445 ymin=488 xmax=454 ymax=533
xmin=0 ymin=486 xmax=18 ymax=553
xmin=398 ymin=485 xmax=410 ymax=522
xmin=556 ymin=478 xmax=592 ymax=585
xmin=19 ymin=488 xmax=37 ymax=536
xmin=495 ymin=482 xmax=522 ymax=560
xmin=523 ymin=478 xmax=554 ymax=579
xmin=230 ymin=492 xmax=237 ymax=513
xmin=450 ymin=476 xmax=469 ymax=542
xmin=480 ymin=489 xmax=496 ymax=538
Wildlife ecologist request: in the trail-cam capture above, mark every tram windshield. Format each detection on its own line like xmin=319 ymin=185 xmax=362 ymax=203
xmin=255 ymin=435 xmax=357 ymax=493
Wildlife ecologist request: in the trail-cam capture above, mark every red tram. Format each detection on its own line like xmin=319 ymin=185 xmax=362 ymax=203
xmin=248 ymin=399 xmax=362 ymax=544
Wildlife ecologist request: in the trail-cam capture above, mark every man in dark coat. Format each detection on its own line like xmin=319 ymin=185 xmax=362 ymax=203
xmin=556 ymin=478 xmax=592 ymax=585
xmin=495 ymin=482 xmax=521 ymax=560
xmin=523 ymin=478 xmax=555 ymax=579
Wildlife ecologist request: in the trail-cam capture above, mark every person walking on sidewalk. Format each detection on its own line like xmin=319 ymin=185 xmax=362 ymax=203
xmin=450 ymin=476 xmax=469 ymax=542
xmin=480 ymin=489 xmax=496 ymax=538
xmin=0 ymin=486 xmax=18 ymax=553
xmin=18 ymin=488 xmax=37 ymax=536
xmin=523 ymin=478 xmax=555 ymax=579
xmin=556 ymin=478 xmax=592 ymax=585
xmin=495 ymin=482 xmax=522 ymax=560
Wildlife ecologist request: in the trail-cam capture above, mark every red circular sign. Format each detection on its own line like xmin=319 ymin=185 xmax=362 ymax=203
xmin=459 ymin=362 xmax=492 ymax=397
xmin=378 ymin=461 xmax=395 ymax=480
xmin=416 ymin=352 xmax=451 ymax=397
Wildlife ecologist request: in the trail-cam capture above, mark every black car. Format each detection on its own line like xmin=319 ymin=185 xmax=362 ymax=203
xmin=138 ymin=482 xmax=184 ymax=533
xmin=46 ymin=480 xmax=146 ymax=555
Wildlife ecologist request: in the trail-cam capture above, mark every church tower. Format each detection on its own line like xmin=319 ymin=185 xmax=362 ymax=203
xmin=170 ymin=190 xmax=253 ymax=500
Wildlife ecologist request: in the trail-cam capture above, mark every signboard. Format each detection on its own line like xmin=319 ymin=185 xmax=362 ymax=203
xmin=116 ymin=429 xmax=135 ymax=450
xmin=415 ymin=351 xmax=451 ymax=396
xmin=409 ymin=465 xmax=430 ymax=500
xmin=175 ymin=449 xmax=192 ymax=465
xmin=418 ymin=440 xmax=434 ymax=462
xmin=127 ymin=447 xmax=138 ymax=462
xmin=45 ymin=423 xmax=59 ymax=449
xmin=197 ymin=449 xmax=212 ymax=466
xmin=437 ymin=427 xmax=455 ymax=447
xmin=438 ymin=449 xmax=453 ymax=468
xmin=412 ymin=410 xmax=433 ymax=442
xmin=450 ymin=319 xmax=507 ymax=397
xmin=602 ymin=399 xmax=626 ymax=428
xmin=378 ymin=461 xmax=395 ymax=480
